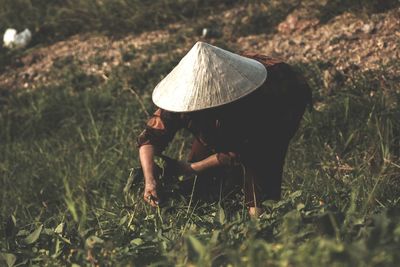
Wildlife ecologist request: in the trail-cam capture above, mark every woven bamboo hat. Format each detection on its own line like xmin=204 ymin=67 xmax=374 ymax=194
xmin=152 ymin=41 xmax=267 ymax=112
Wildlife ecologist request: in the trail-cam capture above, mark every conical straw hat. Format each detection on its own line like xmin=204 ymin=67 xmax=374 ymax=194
xmin=152 ymin=41 xmax=267 ymax=112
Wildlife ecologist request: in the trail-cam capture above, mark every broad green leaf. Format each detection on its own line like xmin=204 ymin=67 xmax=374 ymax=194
xmin=187 ymin=236 xmax=205 ymax=257
xmin=144 ymin=215 xmax=155 ymax=221
xmin=119 ymin=215 xmax=128 ymax=226
xmin=210 ymin=230 xmax=220 ymax=244
xmin=262 ymin=200 xmax=276 ymax=209
xmin=58 ymin=235 xmax=72 ymax=245
xmin=85 ymin=235 xmax=104 ymax=249
xmin=289 ymin=190 xmax=302 ymax=199
xmin=218 ymin=205 xmax=226 ymax=225
xmin=130 ymin=238 xmax=144 ymax=246
xmin=296 ymin=203 xmax=305 ymax=211
xmin=273 ymin=199 xmax=288 ymax=210
xmin=0 ymin=253 xmax=16 ymax=267
xmin=54 ymin=222 xmax=66 ymax=235
xmin=16 ymin=230 xmax=29 ymax=237
xmin=42 ymin=228 xmax=54 ymax=235
xmin=24 ymin=225 xmax=43 ymax=245
xmin=394 ymin=225 xmax=400 ymax=241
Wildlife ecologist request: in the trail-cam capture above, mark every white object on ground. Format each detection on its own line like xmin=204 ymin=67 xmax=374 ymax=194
xmin=3 ymin=29 xmax=17 ymax=48
xmin=3 ymin=28 xmax=32 ymax=49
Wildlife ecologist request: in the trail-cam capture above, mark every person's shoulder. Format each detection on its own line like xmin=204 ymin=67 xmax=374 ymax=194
xmin=155 ymin=108 xmax=175 ymax=119
xmin=240 ymin=51 xmax=285 ymax=67
xmin=156 ymin=108 xmax=188 ymax=123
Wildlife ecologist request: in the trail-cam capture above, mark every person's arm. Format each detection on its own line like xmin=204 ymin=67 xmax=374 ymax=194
xmin=185 ymin=151 xmax=240 ymax=174
xmin=139 ymin=144 xmax=160 ymax=206
xmin=139 ymin=146 xmax=223 ymax=206
xmin=137 ymin=109 xmax=240 ymax=205
xmin=137 ymin=109 xmax=181 ymax=206
xmin=190 ymin=154 xmax=221 ymax=172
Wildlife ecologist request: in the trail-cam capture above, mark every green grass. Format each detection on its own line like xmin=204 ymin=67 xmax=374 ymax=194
xmin=1 ymin=0 xmax=400 ymax=266
xmin=1 ymin=52 xmax=399 ymax=266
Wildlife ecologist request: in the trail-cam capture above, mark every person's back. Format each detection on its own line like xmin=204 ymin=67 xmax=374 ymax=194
xmin=179 ymin=54 xmax=311 ymax=154
xmin=137 ymin=42 xmax=312 ymax=216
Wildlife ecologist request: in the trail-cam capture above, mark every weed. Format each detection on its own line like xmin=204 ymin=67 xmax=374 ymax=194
xmin=1 ymin=1 xmax=400 ymax=266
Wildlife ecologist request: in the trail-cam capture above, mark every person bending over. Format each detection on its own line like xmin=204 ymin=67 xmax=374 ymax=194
xmin=137 ymin=41 xmax=312 ymax=217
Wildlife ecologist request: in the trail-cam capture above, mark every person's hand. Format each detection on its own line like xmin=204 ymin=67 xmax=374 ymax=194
xmin=160 ymin=156 xmax=196 ymax=177
xmin=175 ymin=160 xmax=196 ymax=176
xmin=143 ymin=180 xmax=159 ymax=207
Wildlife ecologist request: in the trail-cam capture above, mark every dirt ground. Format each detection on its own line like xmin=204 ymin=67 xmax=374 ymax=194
xmin=1 ymin=6 xmax=399 ymax=92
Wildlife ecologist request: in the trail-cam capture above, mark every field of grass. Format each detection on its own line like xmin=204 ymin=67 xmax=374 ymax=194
xmin=1 ymin=0 xmax=400 ymax=266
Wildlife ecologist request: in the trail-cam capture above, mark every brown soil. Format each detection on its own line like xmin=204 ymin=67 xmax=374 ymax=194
xmin=238 ymin=7 xmax=400 ymax=75
xmin=0 ymin=6 xmax=399 ymax=92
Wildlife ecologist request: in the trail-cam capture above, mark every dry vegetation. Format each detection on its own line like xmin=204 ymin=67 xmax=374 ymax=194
xmin=0 ymin=0 xmax=400 ymax=266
